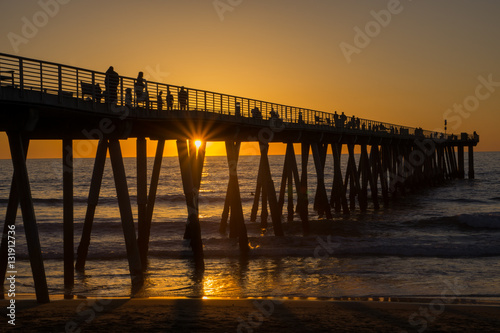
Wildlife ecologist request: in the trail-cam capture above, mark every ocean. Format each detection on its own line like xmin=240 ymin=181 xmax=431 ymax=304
xmin=1 ymin=151 xmax=500 ymax=301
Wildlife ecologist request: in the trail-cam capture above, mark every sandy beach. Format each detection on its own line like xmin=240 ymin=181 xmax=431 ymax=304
xmin=1 ymin=297 xmax=500 ymax=332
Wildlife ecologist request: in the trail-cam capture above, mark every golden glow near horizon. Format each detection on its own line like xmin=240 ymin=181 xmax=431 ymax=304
xmin=0 ymin=1 xmax=499 ymax=158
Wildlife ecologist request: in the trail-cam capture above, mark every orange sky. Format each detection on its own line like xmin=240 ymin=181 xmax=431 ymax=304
xmin=1 ymin=0 xmax=499 ymax=159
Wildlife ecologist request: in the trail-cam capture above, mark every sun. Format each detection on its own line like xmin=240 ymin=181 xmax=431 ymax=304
xmin=194 ymin=140 xmax=202 ymax=149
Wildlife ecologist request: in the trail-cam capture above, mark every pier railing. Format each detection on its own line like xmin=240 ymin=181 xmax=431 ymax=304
xmin=0 ymin=53 xmax=476 ymax=141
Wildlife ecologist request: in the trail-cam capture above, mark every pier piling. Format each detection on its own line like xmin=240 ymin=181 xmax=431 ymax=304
xmin=259 ymin=142 xmax=284 ymax=236
xmin=76 ymin=139 xmax=108 ymax=271
xmin=298 ymin=143 xmax=310 ymax=235
xmin=108 ymin=139 xmax=144 ymax=283
xmin=139 ymin=139 xmax=165 ymax=268
xmin=458 ymin=145 xmax=465 ymax=179
xmin=0 ymin=139 xmax=28 ymax=299
xmin=136 ymin=138 xmax=148 ymax=267
xmin=176 ymin=140 xmax=205 ymax=268
xmin=225 ymin=141 xmax=249 ymax=253
xmin=63 ymin=138 xmax=74 ymax=296
xmin=8 ymin=132 xmax=49 ymax=303
xmin=468 ymin=145 xmax=475 ymax=179
xmin=312 ymin=143 xmax=332 ymax=218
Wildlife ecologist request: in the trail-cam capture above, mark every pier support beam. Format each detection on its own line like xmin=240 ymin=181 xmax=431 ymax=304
xmin=313 ymin=143 xmax=328 ymax=214
xmin=390 ymin=144 xmax=401 ymax=196
xmin=225 ymin=141 xmax=249 ymax=253
xmin=259 ymin=143 xmax=284 ymax=236
xmin=380 ymin=145 xmax=390 ymax=203
xmin=401 ymin=145 xmax=410 ymax=194
xmin=297 ymin=143 xmax=310 ymax=235
xmin=177 ymin=140 xmax=205 ymax=268
xmin=385 ymin=144 xmax=396 ymax=196
xmin=436 ymin=145 xmax=444 ymax=182
xmin=451 ymin=146 xmax=458 ymax=179
xmin=468 ymin=145 xmax=475 ymax=179
xmin=63 ymin=138 xmax=74 ymax=296
xmin=446 ymin=146 xmax=454 ymax=179
xmin=249 ymin=155 xmax=266 ymax=227
xmin=345 ymin=143 xmax=360 ymax=211
xmin=223 ymin=141 xmax=246 ymax=238
xmin=330 ymin=143 xmax=349 ymax=214
xmin=220 ymin=183 xmax=231 ymax=233
xmin=261 ymin=177 xmax=269 ymax=229
xmin=76 ymin=139 xmax=108 ymax=271
xmin=311 ymin=143 xmax=332 ymax=218
xmin=277 ymin=143 xmax=301 ymax=223
xmin=108 ymin=139 xmax=143 ymax=284
xmin=0 ymin=139 xmax=28 ymax=299
xmin=358 ymin=144 xmax=369 ymax=211
xmin=7 ymin=132 xmax=49 ymax=303
xmin=136 ymin=138 xmax=148 ymax=265
xmin=368 ymin=145 xmax=380 ymax=210
xmin=457 ymin=145 xmax=465 ymax=179
xmin=137 ymin=139 xmax=165 ymax=269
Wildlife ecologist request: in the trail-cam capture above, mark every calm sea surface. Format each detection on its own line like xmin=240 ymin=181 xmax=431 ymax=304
xmin=1 ymin=152 xmax=500 ymax=300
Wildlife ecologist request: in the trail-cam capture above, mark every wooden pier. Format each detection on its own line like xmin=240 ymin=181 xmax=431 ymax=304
xmin=0 ymin=53 xmax=479 ymax=302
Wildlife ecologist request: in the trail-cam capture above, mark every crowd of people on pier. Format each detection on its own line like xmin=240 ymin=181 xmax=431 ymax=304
xmin=102 ymin=67 xmax=187 ymax=112
xmin=99 ymin=66 xmax=431 ymax=137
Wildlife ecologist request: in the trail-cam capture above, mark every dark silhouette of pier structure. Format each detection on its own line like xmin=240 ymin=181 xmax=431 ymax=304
xmin=0 ymin=53 xmax=479 ymax=303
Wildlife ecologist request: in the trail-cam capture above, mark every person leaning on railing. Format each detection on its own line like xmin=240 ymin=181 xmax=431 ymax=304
xmin=166 ymin=87 xmax=174 ymax=110
xmin=251 ymin=107 xmax=262 ymax=119
xmin=125 ymin=88 xmax=133 ymax=108
xmin=298 ymin=111 xmax=304 ymax=124
xmin=157 ymin=90 xmax=163 ymax=111
xmin=135 ymin=71 xmax=145 ymax=102
xmin=104 ymin=66 xmax=119 ymax=104
xmin=178 ymin=86 xmax=188 ymax=110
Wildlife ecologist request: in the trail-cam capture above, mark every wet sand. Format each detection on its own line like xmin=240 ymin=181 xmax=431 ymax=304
xmin=2 ymin=297 xmax=500 ymax=332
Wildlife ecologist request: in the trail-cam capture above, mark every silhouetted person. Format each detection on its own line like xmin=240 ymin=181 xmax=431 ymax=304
xmin=350 ymin=115 xmax=356 ymax=129
xmin=157 ymin=90 xmax=163 ymax=111
xmin=166 ymin=87 xmax=174 ymax=110
xmin=333 ymin=111 xmax=339 ymax=127
xmin=178 ymin=86 xmax=188 ymax=110
xmin=270 ymin=108 xmax=277 ymax=119
xmin=135 ymin=71 xmax=145 ymax=101
xmin=125 ymin=88 xmax=133 ymax=108
xmin=235 ymin=102 xmax=241 ymax=116
xmin=298 ymin=110 xmax=304 ymax=124
xmin=105 ymin=66 xmax=119 ymax=104
xmin=340 ymin=112 xmax=347 ymax=128
xmin=356 ymin=117 xmax=361 ymax=129
xmin=251 ymin=107 xmax=262 ymax=119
